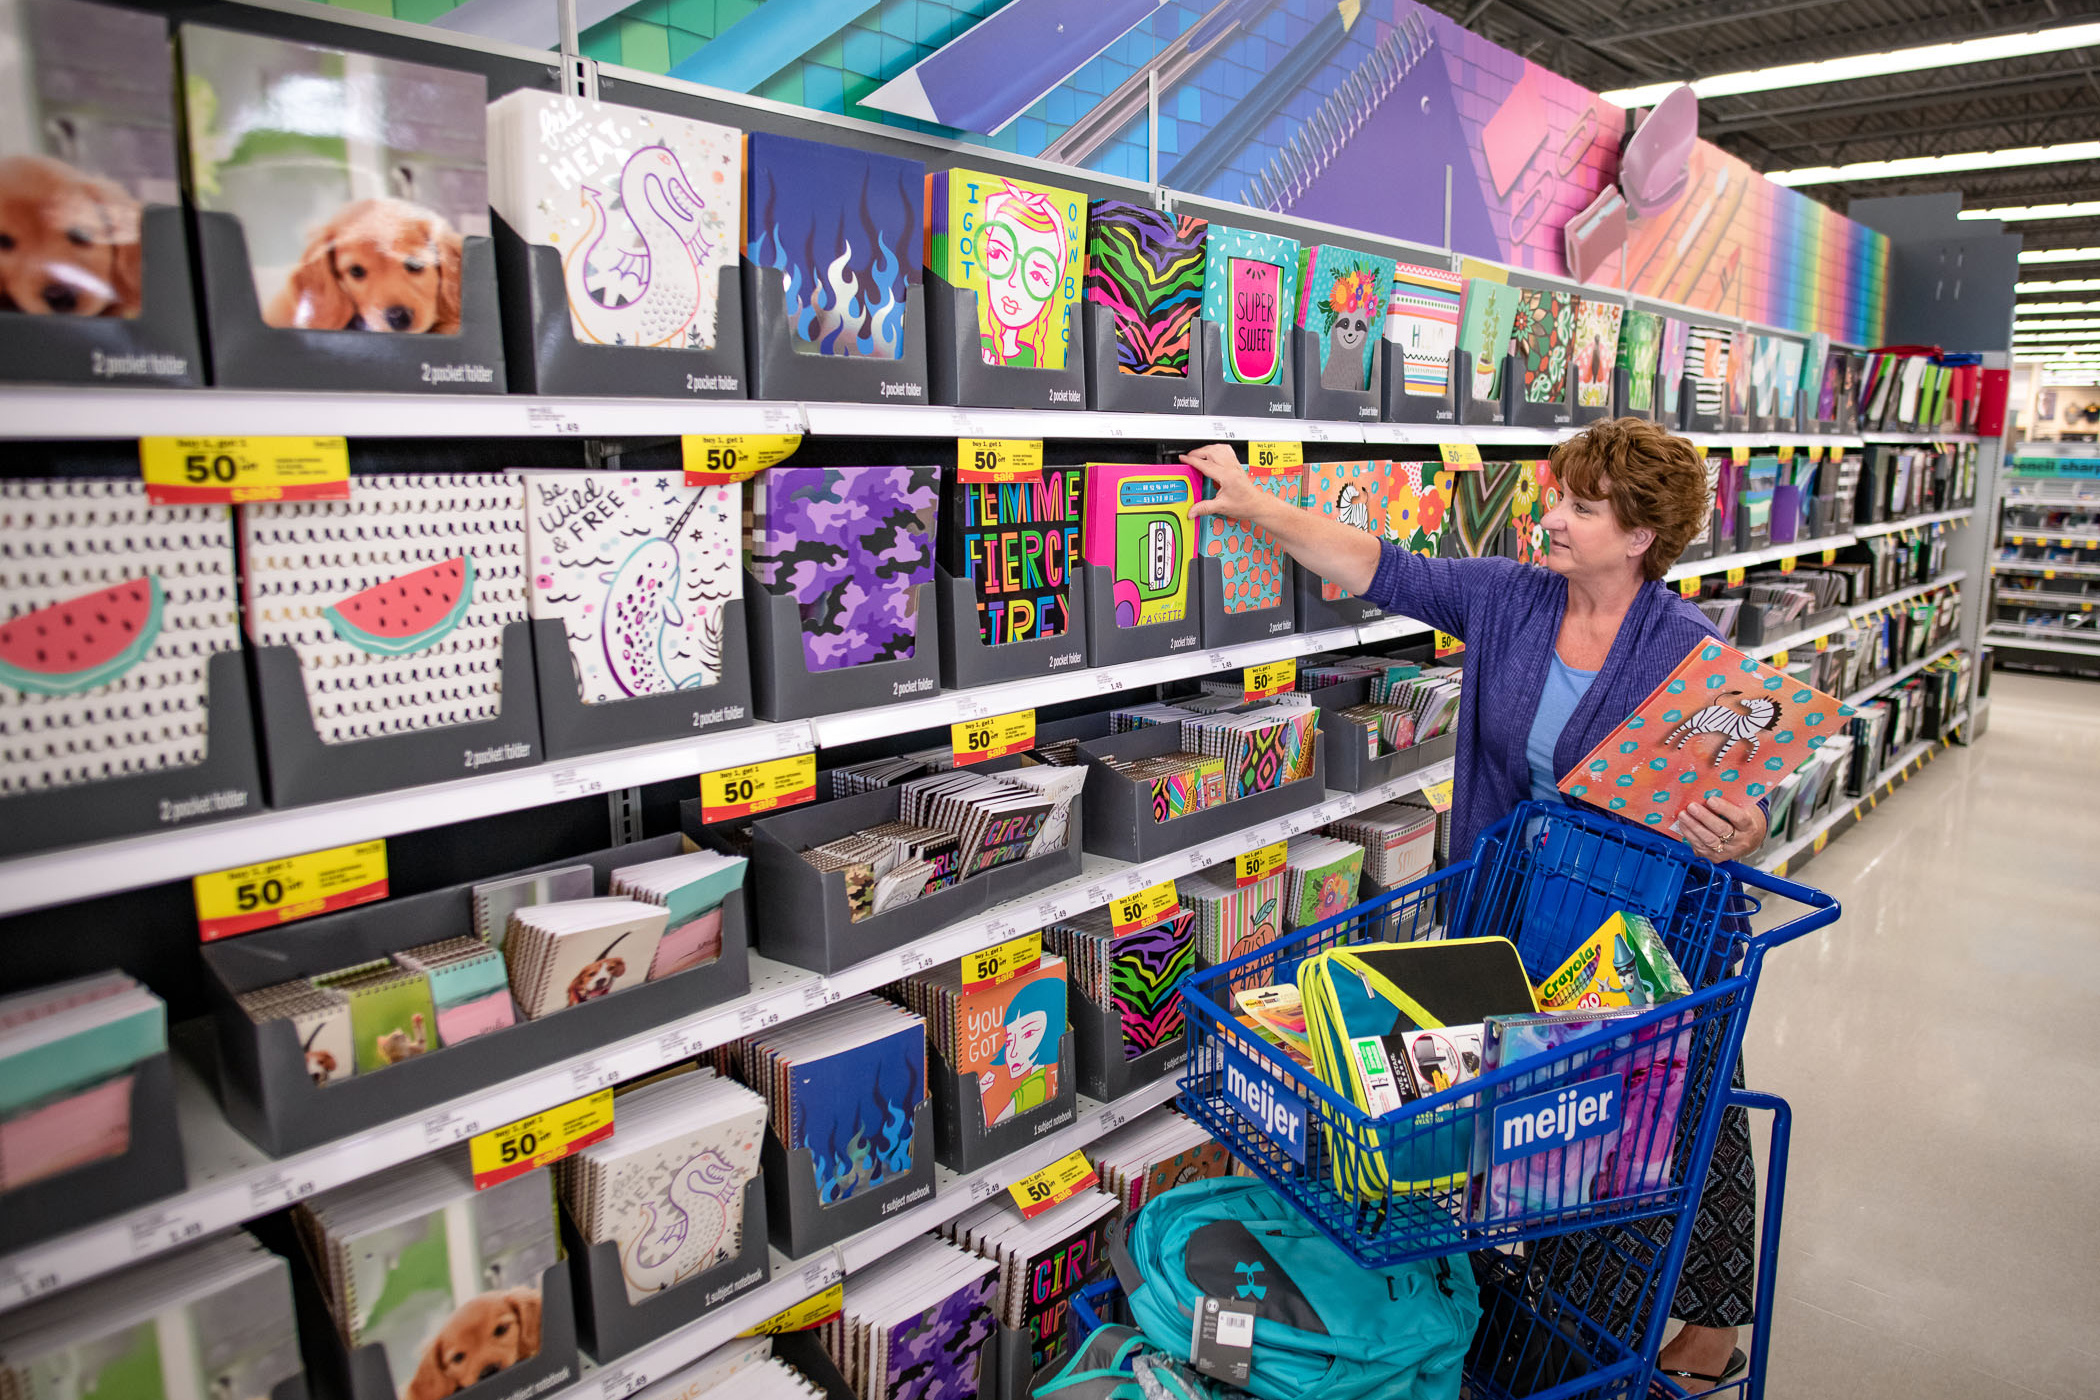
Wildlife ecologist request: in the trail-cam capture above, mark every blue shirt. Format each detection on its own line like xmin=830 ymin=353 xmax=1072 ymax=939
xmin=1526 ymin=654 xmax=1598 ymax=802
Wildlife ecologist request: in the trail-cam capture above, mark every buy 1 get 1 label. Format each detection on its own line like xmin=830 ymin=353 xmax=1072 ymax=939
xmin=194 ymin=839 xmax=388 ymax=942
xmin=1437 ymin=442 xmax=1484 ymax=470
xmin=1009 ymin=1149 xmax=1099 ymax=1219
xmin=740 ymin=1282 xmax=844 ymax=1336
xmin=962 ymin=931 xmax=1042 ymax=992
xmin=1248 ymin=441 xmax=1303 ymax=472
xmin=1235 ymin=841 xmax=1285 ymax=887
xmin=959 ymin=439 xmax=1044 ymax=484
xmin=1243 ymin=659 xmax=1295 ymax=702
xmin=700 ymin=752 xmax=816 ymax=823
xmin=140 ymin=437 xmax=349 ymax=505
xmin=469 ymin=1090 xmax=614 ymax=1189
xmin=1111 ymin=879 xmax=1178 ymax=935
xmin=683 ymin=433 xmax=802 ymax=483
xmin=952 ymin=709 xmax=1035 ymax=766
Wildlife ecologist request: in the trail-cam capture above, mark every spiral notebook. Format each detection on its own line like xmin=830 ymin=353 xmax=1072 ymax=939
xmin=472 ymin=865 xmax=595 ymax=953
xmin=505 ymin=898 xmax=668 ymax=1019
xmin=821 ymin=1236 xmax=995 ymax=1400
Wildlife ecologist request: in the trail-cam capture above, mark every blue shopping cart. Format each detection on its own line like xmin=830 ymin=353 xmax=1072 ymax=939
xmin=1159 ymin=799 xmax=1837 ymax=1400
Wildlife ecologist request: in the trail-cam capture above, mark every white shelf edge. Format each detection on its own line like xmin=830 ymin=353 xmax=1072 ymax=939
xmin=1850 ymin=506 xmax=1974 ymax=538
xmin=1982 ymin=628 xmax=2100 ymax=655
xmin=1751 ymin=721 xmax=1957 ymax=875
xmin=0 ymin=757 xmax=1452 ymax=1311
xmin=1843 ymin=639 xmax=1963 ymax=707
xmin=1999 ymin=530 xmax=2100 ymax=547
xmin=1859 ymin=431 xmax=1983 ymax=444
xmin=1664 ymin=532 xmax=1856 ymax=584
xmin=1990 ymin=558 xmax=2100 ymax=579
xmin=1846 ymin=570 xmax=1968 ymax=621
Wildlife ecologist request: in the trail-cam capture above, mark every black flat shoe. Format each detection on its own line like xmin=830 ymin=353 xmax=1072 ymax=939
xmin=1652 ymin=1347 xmax=1747 ymax=1396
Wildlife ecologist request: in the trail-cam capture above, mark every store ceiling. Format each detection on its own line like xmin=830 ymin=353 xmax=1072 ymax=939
xmin=1422 ymin=0 xmax=2100 ymax=295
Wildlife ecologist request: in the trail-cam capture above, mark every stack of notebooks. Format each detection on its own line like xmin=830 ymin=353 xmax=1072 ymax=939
xmin=506 ymin=900 xmax=667 ymax=1018
xmin=829 ymin=747 xmax=956 ymax=795
xmin=940 ymin=466 xmax=1086 ymax=646
xmin=944 ymin=1185 xmax=1120 ymax=1371
xmin=0 ymin=1233 xmax=301 ymax=1400
xmin=646 ymin=1337 xmax=828 ymax=1399
xmin=746 ymin=467 xmax=939 ymax=673
xmin=557 ymin=1070 xmax=767 ymax=1303
xmin=889 ymin=955 xmax=1068 ymax=1133
xmin=1042 ymin=906 xmax=1194 ymax=1062
xmin=1373 ymin=666 xmax=1462 ymax=741
xmin=1181 ymin=706 xmax=1318 ymax=797
xmin=609 ymin=850 xmax=748 ymax=978
xmin=474 ymin=866 xmax=594 ymax=952
xmin=1178 ymin=866 xmax=1283 ymax=970
xmin=1098 ymin=748 xmax=1222 ymax=824
xmin=0 ymin=972 xmax=165 ymax=1193
xmin=1088 ymin=1109 xmax=1232 ymax=1213
xmin=1280 ymin=836 xmax=1365 ymax=930
xmin=735 ymin=997 xmax=926 ymax=1208
xmin=294 ymin=1152 xmax=559 ymax=1398
xmin=239 ymin=956 xmax=443 ymax=1083
xmin=819 ymin=1237 xmax=996 ymax=1400
xmin=1325 ymin=802 xmax=1439 ymax=889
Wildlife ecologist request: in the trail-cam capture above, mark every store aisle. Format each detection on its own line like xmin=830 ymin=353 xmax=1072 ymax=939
xmin=1747 ymin=673 xmax=2100 ymax=1400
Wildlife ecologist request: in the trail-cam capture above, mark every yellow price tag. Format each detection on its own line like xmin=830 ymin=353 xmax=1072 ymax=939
xmin=958 ymin=438 xmax=1045 ymax=483
xmin=1243 ymin=659 xmax=1296 ymax=701
xmin=2011 ymin=535 xmax=2027 ymax=546
xmin=952 ymin=709 xmax=1035 ymax=766
xmin=1808 ymin=445 xmax=1825 ymax=462
xmin=962 ymin=930 xmax=1043 ymax=991
xmin=469 ymin=1090 xmax=614 ymax=1189
xmin=1010 ymin=1149 xmax=1100 ymax=1219
xmin=740 ymin=1283 xmax=844 ymax=1336
xmin=700 ymin=751 xmax=816 ymax=823
xmin=1677 ymin=576 xmax=1700 ymax=598
xmin=1812 ymin=831 xmax=1829 ymax=854
xmin=1815 ymin=635 xmax=1829 ymax=652
xmin=194 ymin=839 xmax=387 ymax=942
xmin=140 ymin=436 xmax=348 ymax=505
xmin=1771 ymin=860 xmax=1788 ymax=879
xmin=1776 ymin=446 xmax=1795 ymax=462
xmin=1772 ymin=650 xmax=1790 ymax=666
xmin=1249 ymin=441 xmax=1304 ymax=472
xmin=1235 ymin=840 xmax=1287 ymax=887
xmin=1730 ymin=445 xmax=1751 ymax=464
xmin=1726 ymin=566 xmax=1746 ymax=586
xmin=2045 ymin=570 xmax=2057 ymax=580
xmin=1779 ymin=555 xmax=1797 ymax=573
xmin=1111 ymin=879 xmax=1179 ymax=935
xmin=1434 ymin=630 xmax=1465 ymax=658
xmin=1822 ymin=547 xmax=1837 ymax=564
xmin=1438 ymin=442 xmax=1485 ymax=470
xmin=682 ymin=433 xmax=801 ymax=483
xmin=1423 ymin=778 xmax=1454 ymax=812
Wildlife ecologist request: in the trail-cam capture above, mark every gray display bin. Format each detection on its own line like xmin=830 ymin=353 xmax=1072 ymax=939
xmin=1379 ymin=348 xmax=1461 ymax=425
xmin=1306 ymin=676 xmax=1459 ymax=792
xmin=1293 ymin=562 xmax=1382 ymax=632
xmin=1196 ymin=554 xmax=1298 ymax=648
xmin=1292 ymin=327 xmax=1383 ymax=423
xmin=0 ymin=1053 xmax=185 ymax=1252
xmin=1083 ymin=303 xmax=1205 ymax=415
xmin=250 ymin=621 xmax=540 ymax=809
xmin=0 ymin=206 xmax=202 ymax=388
xmin=1074 ymin=719 xmax=1326 ymax=864
xmin=1507 ymin=364 xmax=1575 ymax=431
xmin=1198 ymin=320 xmax=1297 ymax=419
xmin=745 ymin=570 xmax=942 ymax=721
xmin=531 ymin=613 xmax=755 ymax=761
xmin=761 ymin=1101 xmax=936 ymax=1259
xmin=929 ymin=1033 xmax=1077 ymax=1174
xmin=562 ymin=1177 xmax=771 ymax=1362
xmin=495 ymin=220 xmax=746 ymax=399
xmin=192 ymin=211 xmax=505 ymax=394
xmin=1068 ymin=981 xmax=1187 ymax=1103
xmin=0 ymin=649 xmax=263 ymax=858
xmin=201 ymin=836 xmax=751 ymax=1156
xmin=773 ymin=1330 xmax=857 ymax=1399
xmin=741 ymin=784 xmax=1083 ymax=975
xmin=928 ymin=275 xmax=1086 ymax=411
xmin=1462 ymin=353 xmax=1514 ymax=427
xmin=938 ymin=567 xmax=1091 ymax=691
xmin=742 ymin=259 xmax=928 ymax=406
xmin=1082 ymin=563 xmax=1202 ymax=668
xmin=1683 ymin=372 xmax=1723 ymax=433
xmin=989 ymin=1318 xmax=1091 ymax=1400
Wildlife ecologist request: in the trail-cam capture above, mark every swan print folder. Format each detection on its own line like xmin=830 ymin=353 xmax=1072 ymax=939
xmin=241 ymin=475 xmax=526 ymax=743
xmin=487 ymin=90 xmax=741 ymax=351
xmin=0 ymin=480 xmax=239 ymax=796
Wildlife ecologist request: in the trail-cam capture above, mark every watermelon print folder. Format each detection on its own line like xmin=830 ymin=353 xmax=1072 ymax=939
xmin=1200 ymin=226 xmax=1299 ymax=387
xmin=1112 ymin=908 xmax=1194 ymax=1061
xmin=1560 ymin=639 xmax=1851 ymax=832
xmin=1084 ymin=200 xmax=1206 ymax=377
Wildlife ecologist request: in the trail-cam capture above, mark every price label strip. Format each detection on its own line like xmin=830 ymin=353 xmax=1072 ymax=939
xmin=1434 ymin=630 xmax=1464 ymax=657
xmin=739 ymin=1282 xmax=845 ymax=1336
xmin=958 ymin=438 xmax=1045 ymax=484
xmin=962 ymin=930 xmax=1043 ymax=992
xmin=700 ymin=751 xmax=816 ymax=823
xmin=194 ymin=839 xmax=388 ymax=942
xmin=1422 ymin=778 xmax=1454 ymax=813
xmin=1677 ymin=576 xmax=1700 ymax=598
xmin=952 ymin=709 xmax=1035 ymax=766
xmin=1111 ymin=879 xmax=1178 ymax=935
xmin=1242 ymin=658 xmax=1295 ymax=702
xmin=1248 ymin=441 xmax=1303 ymax=472
xmin=140 ymin=437 xmax=349 ymax=505
xmin=468 ymin=1089 xmax=614 ymax=1190
xmin=1008 ymin=1149 xmax=1100 ymax=1220
xmin=1437 ymin=442 xmax=1484 ymax=470
xmin=682 ymin=433 xmax=802 ymax=483
xmin=1726 ymin=565 xmax=1747 ymax=587
xmin=1235 ymin=840 xmax=1286 ymax=887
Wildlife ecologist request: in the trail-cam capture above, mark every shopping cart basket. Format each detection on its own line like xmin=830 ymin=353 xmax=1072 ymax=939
xmin=1176 ymin=800 xmax=1837 ymax=1269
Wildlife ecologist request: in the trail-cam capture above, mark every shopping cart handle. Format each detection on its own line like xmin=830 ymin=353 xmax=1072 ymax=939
xmin=1719 ymin=860 xmax=1842 ymax=950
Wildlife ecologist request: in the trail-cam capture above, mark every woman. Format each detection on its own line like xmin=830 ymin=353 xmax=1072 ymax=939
xmin=1185 ymin=417 xmax=1759 ymax=1389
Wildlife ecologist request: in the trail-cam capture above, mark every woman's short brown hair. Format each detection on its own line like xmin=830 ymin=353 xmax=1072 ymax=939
xmin=1548 ymin=417 xmax=1711 ymax=582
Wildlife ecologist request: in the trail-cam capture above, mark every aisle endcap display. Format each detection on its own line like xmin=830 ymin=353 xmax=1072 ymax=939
xmin=533 ymin=613 xmax=758 ymax=762
xmin=495 ymin=227 xmax=748 ymax=401
xmin=937 ymin=567 xmax=1092 ymax=692
xmin=0 ymin=207 xmax=204 ymax=390
xmin=563 ymin=1177 xmax=771 ymax=1363
xmin=742 ymin=261 xmax=929 ymax=407
xmin=0 ymin=1053 xmax=185 ymax=1254
xmin=927 ymin=277 xmax=1086 ymax=413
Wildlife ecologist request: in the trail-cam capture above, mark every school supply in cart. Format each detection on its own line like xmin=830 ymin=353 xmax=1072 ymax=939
xmin=1534 ymin=911 xmax=1691 ymax=1011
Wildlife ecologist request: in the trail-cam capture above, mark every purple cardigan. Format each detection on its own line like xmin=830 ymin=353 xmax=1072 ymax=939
xmin=1363 ymin=544 xmax=1725 ymax=860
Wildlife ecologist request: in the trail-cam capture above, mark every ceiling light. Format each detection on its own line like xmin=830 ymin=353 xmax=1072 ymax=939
xmin=1769 ymin=142 xmax=2100 ymax=187
xmin=1960 ymin=201 xmax=2100 ymax=221
xmin=1599 ymin=23 xmax=2100 ymax=107
xmin=2020 ymin=246 xmax=2100 ymax=264
xmin=2016 ymin=319 xmax=2100 ymax=330
xmin=2016 ymin=301 xmax=2100 ymax=312
xmin=2021 ymin=279 xmax=2100 ymax=292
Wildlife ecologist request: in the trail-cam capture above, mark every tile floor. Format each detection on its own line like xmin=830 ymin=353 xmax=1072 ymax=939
xmin=1740 ymin=672 xmax=2100 ymax=1399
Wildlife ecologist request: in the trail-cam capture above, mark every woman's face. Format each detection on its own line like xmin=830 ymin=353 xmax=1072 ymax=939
xmin=983 ymin=216 xmax=1060 ymax=333
xmin=1540 ymin=479 xmax=1648 ymax=582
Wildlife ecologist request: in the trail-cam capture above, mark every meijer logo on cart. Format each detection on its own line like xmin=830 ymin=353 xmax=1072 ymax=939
xmin=1491 ymin=1074 xmax=1624 ymax=1164
xmin=1222 ymin=1042 xmax=1305 ymax=1164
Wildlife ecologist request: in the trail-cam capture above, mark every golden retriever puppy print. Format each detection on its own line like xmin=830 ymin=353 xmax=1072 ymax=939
xmin=266 ymin=198 xmax=463 ymax=334
xmin=403 ymin=1288 xmax=541 ymax=1400
xmin=0 ymin=154 xmax=143 ymax=317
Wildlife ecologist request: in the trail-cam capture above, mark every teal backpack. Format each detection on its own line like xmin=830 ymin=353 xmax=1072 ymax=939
xmin=1033 ymin=1324 xmax=1219 ymax=1400
xmin=1119 ymin=1178 xmax=1480 ymax=1400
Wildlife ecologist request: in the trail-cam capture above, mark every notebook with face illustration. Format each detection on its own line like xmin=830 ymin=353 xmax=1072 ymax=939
xmin=1201 ymin=226 xmax=1299 ymax=387
xmin=240 ymin=475 xmax=526 ymax=744
xmin=486 ymin=89 xmax=740 ymax=352
xmin=1084 ymin=199 xmax=1205 ymax=377
xmin=1081 ymin=464 xmax=1196 ymax=630
xmin=747 ymin=466 xmax=938 ymax=671
xmin=927 ymin=168 xmax=1084 ymax=371
xmin=524 ymin=472 xmax=741 ymax=703
xmin=745 ymin=133 xmax=922 ymax=360
xmin=1297 ymin=245 xmax=1395 ymax=392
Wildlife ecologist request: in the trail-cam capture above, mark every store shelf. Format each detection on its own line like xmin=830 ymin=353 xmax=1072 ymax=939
xmin=1757 ymin=719 xmax=1964 ymax=881
xmin=0 ymin=615 xmax=1434 ymax=916
xmin=1992 ymin=591 xmax=2096 ymax=611
xmin=1992 ymin=557 xmax=2100 ymax=579
xmin=1848 ymin=571 xmax=1967 ymax=621
xmin=1844 ymin=639 xmax=1963 ymax=707
xmin=1663 ymin=532 xmax=1857 ymax=584
xmin=1747 ymin=616 xmax=1851 ymax=662
xmin=1850 ymin=507 xmax=1974 ymax=539
xmin=1982 ymin=626 xmax=2100 ymax=655
xmin=1681 ymin=433 xmax=1865 ymax=451
xmin=0 ymin=756 xmax=1452 ymax=1311
xmin=2001 ymin=528 xmax=2100 ymax=548
xmin=1859 ymin=431 xmax=1982 ymax=444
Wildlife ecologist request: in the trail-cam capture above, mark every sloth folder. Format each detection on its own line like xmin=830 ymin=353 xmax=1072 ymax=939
xmin=1297 ymin=938 xmax=1536 ymax=1196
